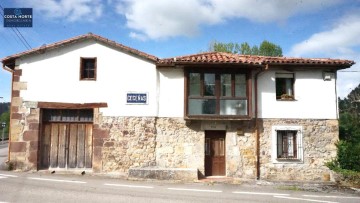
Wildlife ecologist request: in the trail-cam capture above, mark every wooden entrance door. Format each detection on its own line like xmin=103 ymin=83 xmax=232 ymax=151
xmin=40 ymin=123 xmax=93 ymax=169
xmin=205 ymin=131 xmax=226 ymax=176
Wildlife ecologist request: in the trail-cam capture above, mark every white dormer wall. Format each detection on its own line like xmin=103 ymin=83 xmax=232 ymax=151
xmin=18 ymin=40 xmax=158 ymax=117
xmin=156 ymin=68 xmax=338 ymax=119
xmin=157 ymin=68 xmax=184 ymax=117
xmin=16 ymin=40 xmax=338 ymax=119
xmin=257 ymin=69 xmax=337 ymax=119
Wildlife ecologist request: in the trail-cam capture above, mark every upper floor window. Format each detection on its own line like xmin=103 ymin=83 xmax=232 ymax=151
xmin=276 ymin=73 xmax=294 ymax=100
xmin=80 ymin=57 xmax=97 ymax=80
xmin=186 ymin=70 xmax=249 ymax=118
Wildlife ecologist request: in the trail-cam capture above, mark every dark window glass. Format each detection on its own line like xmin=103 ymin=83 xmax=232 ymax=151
xmin=275 ymin=73 xmax=294 ymax=100
xmin=189 ymin=73 xmax=201 ymax=96
xmin=187 ymin=71 xmax=248 ymax=116
xmin=235 ymin=74 xmax=246 ymax=97
xmin=221 ymin=74 xmax=231 ymax=97
xmin=81 ymin=58 xmax=96 ymax=80
xmin=277 ymin=130 xmax=298 ymax=159
xmin=204 ymin=73 xmax=215 ymax=96
xmin=42 ymin=109 xmax=93 ymax=122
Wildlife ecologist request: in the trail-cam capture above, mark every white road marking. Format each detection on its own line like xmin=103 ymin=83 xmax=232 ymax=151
xmin=27 ymin=177 xmax=86 ymax=184
xmin=104 ymin=183 xmax=154 ymax=189
xmin=168 ymin=188 xmax=222 ymax=193
xmin=0 ymin=174 xmax=18 ymax=177
xmin=303 ymin=195 xmax=360 ymax=199
xmin=233 ymin=191 xmax=290 ymax=196
xmin=274 ymin=195 xmax=339 ymax=203
xmin=0 ymin=177 xmax=7 ymax=179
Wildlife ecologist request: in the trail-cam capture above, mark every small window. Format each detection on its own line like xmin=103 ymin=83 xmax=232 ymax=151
xmin=277 ymin=130 xmax=299 ymax=160
xmin=205 ymin=138 xmax=211 ymax=155
xmin=272 ymin=126 xmax=303 ymax=163
xmin=275 ymin=73 xmax=294 ymax=100
xmin=42 ymin=109 xmax=93 ymax=122
xmin=80 ymin=57 xmax=97 ymax=80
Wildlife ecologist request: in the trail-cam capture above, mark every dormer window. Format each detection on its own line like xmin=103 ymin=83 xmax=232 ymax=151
xmin=80 ymin=57 xmax=97 ymax=80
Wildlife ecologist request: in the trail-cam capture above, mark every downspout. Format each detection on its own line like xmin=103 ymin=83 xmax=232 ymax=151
xmin=334 ymin=71 xmax=339 ymax=119
xmin=254 ymin=63 xmax=268 ymax=180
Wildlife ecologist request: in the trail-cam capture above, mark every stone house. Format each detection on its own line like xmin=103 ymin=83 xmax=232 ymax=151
xmin=1 ymin=33 xmax=355 ymax=181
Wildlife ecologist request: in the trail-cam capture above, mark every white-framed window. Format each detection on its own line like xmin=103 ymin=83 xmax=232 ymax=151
xmin=271 ymin=125 xmax=303 ymax=163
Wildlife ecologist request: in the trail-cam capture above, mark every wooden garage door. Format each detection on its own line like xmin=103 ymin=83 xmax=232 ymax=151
xmin=40 ymin=109 xmax=93 ymax=169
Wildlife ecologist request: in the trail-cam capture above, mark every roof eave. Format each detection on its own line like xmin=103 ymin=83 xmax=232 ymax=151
xmin=264 ymin=62 xmax=354 ymax=70
xmin=2 ymin=59 xmax=15 ymax=72
xmin=0 ymin=33 xmax=159 ymax=65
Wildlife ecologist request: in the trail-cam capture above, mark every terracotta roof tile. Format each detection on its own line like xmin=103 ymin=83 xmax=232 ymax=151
xmin=1 ymin=33 xmax=158 ymax=66
xmin=158 ymin=52 xmax=355 ymax=68
xmin=2 ymin=34 xmax=355 ymax=70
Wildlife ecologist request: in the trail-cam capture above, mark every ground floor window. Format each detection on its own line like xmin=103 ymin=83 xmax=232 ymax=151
xmin=42 ymin=109 xmax=93 ymax=122
xmin=272 ymin=126 xmax=303 ymax=163
xmin=277 ymin=130 xmax=298 ymax=159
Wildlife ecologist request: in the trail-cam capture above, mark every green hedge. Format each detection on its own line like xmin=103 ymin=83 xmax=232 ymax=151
xmin=336 ymin=141 xmax=360 ymax=172
xmin=326 ymin=140 xmax=360 ymax=187
xmin=326 ymin=162 xmax=360 ymax=187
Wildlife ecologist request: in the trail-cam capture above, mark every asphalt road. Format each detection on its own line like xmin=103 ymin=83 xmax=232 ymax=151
xmin=0 ymin=142 xmax=359 ymax=203
xmin=0 ymin=171 xmax=359 ymax=203
xmin=0 ymin=141 xmax=8 ymax=169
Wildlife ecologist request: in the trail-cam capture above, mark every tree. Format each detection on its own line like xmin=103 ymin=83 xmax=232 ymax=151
xmin=0 ymin=102 xmax=10 ymax=140
xmin=339 ymin=83 xmax=360 ymax=142
xmin=0 ymin=111 xmax=10 ymax=139
xmin=0 ymin=102 xmax=9 ymax=115
xmin=209 ymin=40 xmax=282 ymax=56
xmin=331 ymin=83 xmax=360 ymax=172
xmin=259 ymin=40 xmax=283 ymax=57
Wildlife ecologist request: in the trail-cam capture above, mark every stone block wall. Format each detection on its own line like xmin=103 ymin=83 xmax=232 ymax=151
xmin=99 ymin=117 xmax=157 ymax=173
xmin=99 ymin=117 xmax=258 ymax=179
xmin=226 ymin=121 xmax=256 ymax=179
xmin=9 ymin=67 xmax=41 ymax=170
xmin=155 ymin=118 xmax=203 ymax=171
xmin=259 ymin=119 xmax=338 ymax=181
xmin=7 ymin=89 xmax=339 ymax=183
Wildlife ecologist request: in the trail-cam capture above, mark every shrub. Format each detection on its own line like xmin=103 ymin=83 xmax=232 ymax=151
xmin=336 ymin=141 xmax=360 ymax=172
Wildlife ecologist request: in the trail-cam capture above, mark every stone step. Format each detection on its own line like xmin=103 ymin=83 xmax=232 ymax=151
xmin=128 ymin=167 xmax=198 ymax=181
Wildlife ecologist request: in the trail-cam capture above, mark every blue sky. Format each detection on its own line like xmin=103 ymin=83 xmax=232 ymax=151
xmin=1 ymin=0 xmax=360 ymax=102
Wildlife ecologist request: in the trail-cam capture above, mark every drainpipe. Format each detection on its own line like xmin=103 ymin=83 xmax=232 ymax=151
xmin=334 ymin=71 xmax=339 ymax=119
xmin=254 ymin=64 xmax=268 ymax=180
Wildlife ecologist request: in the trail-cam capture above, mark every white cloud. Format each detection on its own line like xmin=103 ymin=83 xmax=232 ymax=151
xmin=15 ymin=0 xmax=104 ymax=22
xmin=114 ymin=0 xmax=339 ymax=40
xmin=337 ymin=61 xmax=360 ymax=98
xmin=289 ymin=12 xmax=360 ymax=98
xmin=290 ymin=13 xmax=360 ymax=57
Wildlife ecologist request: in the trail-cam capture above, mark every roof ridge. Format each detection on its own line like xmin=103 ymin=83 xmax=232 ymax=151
xmin=157 ymin=52 xmax=355 ymax=67
xmin=162 ymin=51 xmax=221 ymax=60
xmin=1 ymin=33 xmax=159 ymax=65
